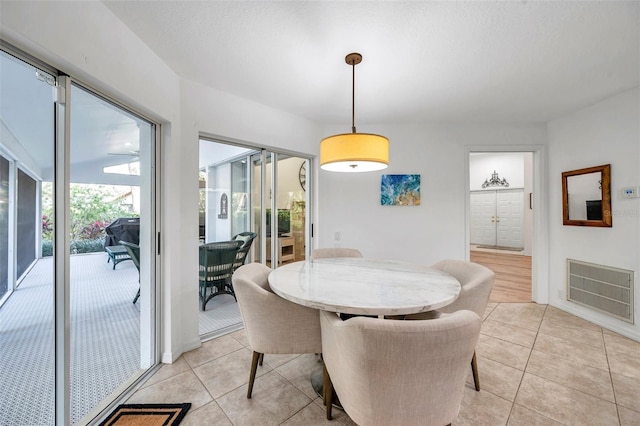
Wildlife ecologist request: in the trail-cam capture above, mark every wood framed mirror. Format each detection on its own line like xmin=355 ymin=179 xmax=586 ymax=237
xmin=562 ymin=164 xmax=611 ymax=227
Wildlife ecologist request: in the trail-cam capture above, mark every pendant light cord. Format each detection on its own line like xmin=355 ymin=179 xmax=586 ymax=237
xmin=351 ymin=59 xmax=356 ymax=134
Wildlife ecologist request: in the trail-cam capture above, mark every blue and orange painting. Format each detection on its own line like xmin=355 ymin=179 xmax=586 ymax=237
xmin=381 ymin=174 xmax=421 ymax=206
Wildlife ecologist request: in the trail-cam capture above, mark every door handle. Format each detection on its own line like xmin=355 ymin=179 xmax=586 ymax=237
xmin=491 ymin=216 xmax=495 ymax=223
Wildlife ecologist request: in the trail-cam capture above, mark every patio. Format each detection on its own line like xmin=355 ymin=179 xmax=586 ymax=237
xmin=0 ymin=250 xmax=243 ymax=425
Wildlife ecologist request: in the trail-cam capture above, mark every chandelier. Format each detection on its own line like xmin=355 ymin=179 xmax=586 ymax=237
xmin=320 ymin=53 xmax=389 ymax=172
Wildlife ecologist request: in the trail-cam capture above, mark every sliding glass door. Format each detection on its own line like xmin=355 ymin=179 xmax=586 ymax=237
xmin=0 ymin=48 xmax=56 ymax=425
xmin=0 ymin=46 xmax=159 ymax=425
xmin=198 ymin=138 xmax=311 ymax=338
xmin=253 ymin=152 xmax=308 ymax=267
xmin=69 ymin=82 xmax=157 ymax=424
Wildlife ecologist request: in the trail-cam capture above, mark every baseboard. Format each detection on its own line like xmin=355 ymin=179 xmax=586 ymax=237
xmin=549 ymin=300 xmax=640 ymax=343
xmin=161 ymin=338 xmax=202 ymax=364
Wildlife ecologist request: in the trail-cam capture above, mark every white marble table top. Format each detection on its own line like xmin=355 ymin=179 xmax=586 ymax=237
xmin=268 ymin=257 xmax=461 ymax=316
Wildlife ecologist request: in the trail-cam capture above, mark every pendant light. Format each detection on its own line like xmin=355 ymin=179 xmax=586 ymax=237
xmin=320 ymin=53 xmax=389 ymax=172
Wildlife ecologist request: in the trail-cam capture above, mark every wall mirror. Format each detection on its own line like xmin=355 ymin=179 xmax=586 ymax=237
xmin=562 ymin=164 xmax=611 ymax=227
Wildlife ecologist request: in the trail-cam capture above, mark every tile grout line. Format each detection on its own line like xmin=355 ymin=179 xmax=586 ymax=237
xmin=602 ymin=327 xmax=623 ymax=426
xmin=502 ymin=304 xmax=564 ymax=425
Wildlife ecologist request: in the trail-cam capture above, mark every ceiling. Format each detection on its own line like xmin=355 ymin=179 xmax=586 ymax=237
xmin=103 ymin=1 xmax=639 ymax=125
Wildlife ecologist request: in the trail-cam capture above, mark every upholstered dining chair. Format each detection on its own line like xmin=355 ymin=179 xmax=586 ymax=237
xmin=405 ymin=259 xmax=495 ymax=391
xmin=310 ymin=247 xmax=363 ymax=260
xmin=321 ymin=309 xmax=481 ymax=425
xmin=232 ymin=262 xmax=322 ymax=398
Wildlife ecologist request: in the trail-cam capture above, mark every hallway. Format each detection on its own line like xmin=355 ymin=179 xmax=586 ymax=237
xmin=471 ymin=250 xmax=532 ymax=303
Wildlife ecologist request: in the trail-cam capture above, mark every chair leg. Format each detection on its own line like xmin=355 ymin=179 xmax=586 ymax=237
xmin=132 ymin=287 xmax=140 ymax=304
xmin=258 ymin=352 xmax=264 ymax=366
xmin=323 ymin=361 xmax=333 ymax=420
xmin=471 ymin=350 xmax=480 ymax=391
xmin=247 ymin=351 xmax=261 ymax=399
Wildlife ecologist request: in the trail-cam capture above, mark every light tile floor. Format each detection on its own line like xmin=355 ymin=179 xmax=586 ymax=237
xmin=126 ymin=303 xmax=640 ymax=425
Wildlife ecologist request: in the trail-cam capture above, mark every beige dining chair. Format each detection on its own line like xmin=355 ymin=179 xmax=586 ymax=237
xmin=405 ymin=259 xmax=495 ymax=391
xmin=232 ymin=262 xmax=322 ymax=398
xmin=321 ymin=309 xmax=481 ymax=425
xmin=310 ymin=247 xmax=363 ymax=260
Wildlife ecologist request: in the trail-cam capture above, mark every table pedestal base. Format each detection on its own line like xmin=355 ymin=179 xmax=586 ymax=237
xmin=311 ymin=369 xmax=343 ymax=410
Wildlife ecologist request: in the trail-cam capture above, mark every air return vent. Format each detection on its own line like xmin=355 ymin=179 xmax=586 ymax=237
xmin=567 ymin=259 xmax=634 ymax=323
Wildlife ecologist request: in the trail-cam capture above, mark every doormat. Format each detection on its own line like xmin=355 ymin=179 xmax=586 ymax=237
xmin=475 ymin=245 xmax=524 ymax=251
xmin=99 ymin=403 xmax=191 ymax=426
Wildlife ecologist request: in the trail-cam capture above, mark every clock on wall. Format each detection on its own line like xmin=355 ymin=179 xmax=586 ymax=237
xmin=299 ymin=162 xmax=306 ymax=191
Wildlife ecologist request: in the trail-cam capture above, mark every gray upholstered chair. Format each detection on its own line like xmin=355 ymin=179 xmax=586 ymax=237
xmin=321 ymin=309 xmax=482 ymax=425
xmin=405 ymin=259 xmax=495 ymax=391
xmin=310 ymin=247 xmax=363 ymax=260
xmin=232 ymin=262 xmax=322 ymax=398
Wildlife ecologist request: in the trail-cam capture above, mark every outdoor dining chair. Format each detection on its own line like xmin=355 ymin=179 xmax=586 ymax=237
xmin=119 ymin=241 xmax=141 ymax=304
xmin=231 ymin=231 xmax=257 ymax=271
xmin=199 ymin=240 xmax=243 ymax=310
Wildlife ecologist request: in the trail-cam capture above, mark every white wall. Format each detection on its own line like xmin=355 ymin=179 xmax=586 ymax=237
xmin=317 ymin=123 xmax=547 ymax=265
xmin=470 ymin=152 xmax=525 ymax=191
xmin=206 ymin=163 xmax=232 ymax=242
xmin=548 ymin=88 xmax=640 ymax=341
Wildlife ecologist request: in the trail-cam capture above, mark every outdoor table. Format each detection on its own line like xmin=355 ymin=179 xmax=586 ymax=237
xmin=105 ymin=245 xmax=131 ymax=270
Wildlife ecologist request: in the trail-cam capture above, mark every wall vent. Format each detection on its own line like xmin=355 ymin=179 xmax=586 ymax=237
xmin=567 ymin=259 xmax=634 ymax=323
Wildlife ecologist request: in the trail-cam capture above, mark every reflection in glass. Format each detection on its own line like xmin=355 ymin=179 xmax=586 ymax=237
xmin=566 ymin=172 xmax=602 ymax=220
xmin=0 ymin=49 xmax=55 ymax=424
xmin=0 ymin=156 xmax=8 ymax=300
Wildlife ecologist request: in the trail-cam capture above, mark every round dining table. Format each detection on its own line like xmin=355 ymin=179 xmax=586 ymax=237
xmin=268 ymin=256 xmax=462 ymax=407
xmin=268 ymin=257 xmax=462 ymax=317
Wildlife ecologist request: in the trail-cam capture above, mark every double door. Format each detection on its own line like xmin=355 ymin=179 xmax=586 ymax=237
xmin=470 ymin=189 xmax=524 ymax=248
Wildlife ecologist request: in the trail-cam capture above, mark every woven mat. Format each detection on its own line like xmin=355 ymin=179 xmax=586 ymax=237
xmin=99 ymin=403 xmax=191 ymax=426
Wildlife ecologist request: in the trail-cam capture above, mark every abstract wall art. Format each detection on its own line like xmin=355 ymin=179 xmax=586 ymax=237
xmin=381 ymin=174 xmax=421 ymax=206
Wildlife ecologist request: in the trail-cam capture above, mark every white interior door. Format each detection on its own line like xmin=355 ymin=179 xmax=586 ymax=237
xmin=471 ymin=189 xmax=524 ymax=248
xmin=470 ymin=191 xmax=497 ymax=245
xmin=496 ymin=189 xmax=524 ymax=248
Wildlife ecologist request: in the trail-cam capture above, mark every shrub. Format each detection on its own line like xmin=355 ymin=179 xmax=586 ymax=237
xmin=70 ymin=238 xmax=105 ymax=255
xmin=41 ymin=238 xmax=105 ymax=257
xmin=42 ymin=215 xmax=53 ymax=239
xmin=42 ymin=240 xmax=53 ymax=257
xmin=80 ymin=220 xmax=108 ymax=240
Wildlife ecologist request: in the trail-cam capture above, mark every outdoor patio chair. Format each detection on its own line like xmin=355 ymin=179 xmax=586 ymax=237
xmin=199 ymin=240 xmax=243 ymax=310
xmin=231 ymin=231 xmax=257 ymax=271
xmin=119 ymin=241 xmax=141 ymax=304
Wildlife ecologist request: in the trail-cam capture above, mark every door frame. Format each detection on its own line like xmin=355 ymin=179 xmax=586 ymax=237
xmin=464 ymin=145 xmax=549 ymax=304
